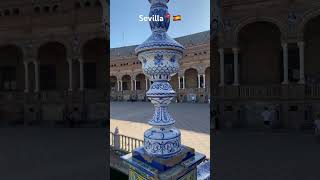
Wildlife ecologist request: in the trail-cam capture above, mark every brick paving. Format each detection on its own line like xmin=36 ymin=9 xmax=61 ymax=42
xmin=110 ymin=102 xmax=210 ymax=158
xmin=213 ymin=130 xmax=320 ymax=180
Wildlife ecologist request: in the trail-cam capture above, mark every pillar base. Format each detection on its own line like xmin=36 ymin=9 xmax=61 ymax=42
xmin=121 ymin=146 xmax=205 ymax=180
xmin=298 ymin=79 xmax=305 ymax=84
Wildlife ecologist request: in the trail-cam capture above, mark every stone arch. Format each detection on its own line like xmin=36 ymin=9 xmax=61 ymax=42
xmin=303 ymin=14 xmax=320 ymax=84
xmin=36 ymin=39 xmax=69 ymax=57
xmin=121 ymin=74 xmax=131 ymax=91
xmin=0 ymin=42 xmax=25 ymax=58
xmin=234 ymin=16 xmax=287 ymax=44
xmin=81 ymin=37 xmax=107 ymax=89
xmin=238 ymin=21 xmax=282 ymax=85
xmin=38 ymin=41 xmax=67 ymax=91
xmin=184 ymin=68 xmax=198 ymax=89
xmin=298 ymin=7 xmax=320 ymax=39
xmin=135 ymin=73 xmax=146 ymax=90
xmin=0 ymin=44 xmax=24 ymax=91
xmin=110 ymin=75 xmax=117 ymax=91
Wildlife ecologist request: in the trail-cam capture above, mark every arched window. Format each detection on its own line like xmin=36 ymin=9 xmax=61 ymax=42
xmin=95 ymin=0 xmax=101 ymax=7
xmin=4 ymin=9 xmax=10 ymax=16
xmin=52 ymin=5 xmax=59 ymax=12
xmin=34 ymin=6 xmax=40 ymax=13
xmin=13 ymin=8 xmax=19 ymax=15
xmin=75 ymin=2 xmax=81 ymax=9
xmin=44 ymin=6 xmax=50 ymax=13
xmin=85 ymin=1 xmax=91 ymax=7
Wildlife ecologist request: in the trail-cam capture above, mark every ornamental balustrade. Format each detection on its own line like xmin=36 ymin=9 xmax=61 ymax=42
xmin=305 ymin=84 xmax=320 ymax=97
xmin=0 ymin=91 xmax=24 ymax=102
xmin=110 ymin=131 xmax=144 ymax=153
xmin=239 ymin=85 xmax=282 ymax=98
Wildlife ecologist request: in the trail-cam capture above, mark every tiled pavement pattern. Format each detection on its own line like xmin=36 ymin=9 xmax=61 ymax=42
xmin=213 ymin=130 xmax=320 ymax=180
xmin=110 ymin=102 xmax=210 ymax=158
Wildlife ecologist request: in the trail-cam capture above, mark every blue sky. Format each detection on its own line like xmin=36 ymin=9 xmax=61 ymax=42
xmin=110 ymin=0 xmax=210 ymax=48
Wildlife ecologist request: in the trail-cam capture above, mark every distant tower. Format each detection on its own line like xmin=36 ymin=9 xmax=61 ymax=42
xmin=121 ymin=0 xmax=206 ymax=179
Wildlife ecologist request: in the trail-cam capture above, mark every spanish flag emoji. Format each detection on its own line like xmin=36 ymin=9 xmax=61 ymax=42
xmin=173 ymin=15 xmax=182 ymax=21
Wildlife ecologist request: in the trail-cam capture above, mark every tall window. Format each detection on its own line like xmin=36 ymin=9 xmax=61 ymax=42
xmin=0 ymin=67 xmax=16 ymax=91
xmin=136 ymin=81 xmax=141 ymax=90
xmin=122 ymin=82 xmax=128 ymax=90
xmin=40 ymin=65 xmax=56 ymax=90
xmin=84 ymin=62 xmax=96 ymax=89
xmin=225 ymin=53 xmax=234 ymax=85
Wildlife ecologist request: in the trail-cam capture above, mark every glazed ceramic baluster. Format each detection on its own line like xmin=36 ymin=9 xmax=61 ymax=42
xmin=135 ymin=0 xmax=185 ymax=157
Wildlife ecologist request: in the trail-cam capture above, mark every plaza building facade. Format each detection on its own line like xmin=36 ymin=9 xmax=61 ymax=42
xmin=110 ymin=31 xmax=210 ymax=103
xmin=0 ymin=0 xmax=109 ymax=126
xmin=213 ymin=0 xmax=320 ymax=130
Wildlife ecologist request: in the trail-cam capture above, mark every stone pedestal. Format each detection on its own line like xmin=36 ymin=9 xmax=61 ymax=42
xmin=121 ymin=146 xmax=205 ymax=180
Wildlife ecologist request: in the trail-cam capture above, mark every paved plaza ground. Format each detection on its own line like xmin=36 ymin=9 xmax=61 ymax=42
xmin=0 ymin=128 xmax=107 ymax=180
xmin=213 ymin=130 xmax=320 ymax=180
xmin=110 ymin=102 xmax=210 ymax=158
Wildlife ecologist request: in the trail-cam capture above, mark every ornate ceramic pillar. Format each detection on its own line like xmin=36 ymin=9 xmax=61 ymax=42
xmin=121 ymin=0 xmax=205 ymax=179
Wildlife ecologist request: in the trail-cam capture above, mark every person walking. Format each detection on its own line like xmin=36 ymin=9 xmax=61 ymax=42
xmin=262 ymin=107 xmax=272 ymax=129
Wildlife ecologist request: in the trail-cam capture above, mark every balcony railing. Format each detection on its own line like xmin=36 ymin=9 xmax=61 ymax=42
xmin=239 ymin=85 xmax=282 ymax=98
xmin=306 ymin=84 xmax=320 ymax=97
xmin=0 ymin=91 xmax=25 ymax=102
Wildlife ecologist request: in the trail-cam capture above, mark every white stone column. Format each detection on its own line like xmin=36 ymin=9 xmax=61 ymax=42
xmin=298 ymin=41 xmax=305 ymax=84
xmin=232 ymin=48 xmax=239 ymax=86
xmin=178 ymin=76 xmax=181 ymax=89
xmin=68 ymin=59 xmax=73 ymax=91
xmin=120 ymin=80 xmax=123 ymax=91
xmin=218 ymin=48 xmax=225 ymax=86
xmin=79 ymin=58 xmax=84 ymax=91
xmin=145 ymin=78 xmax=148 ymax=90
xmin=117 ymin=80 xmax=120 ymax=91
xmin=24 ymin=61 xmax=29 ymax=93
xmin=198 ymin=74 xmax=201 ymax=88
xmin=131 ymin=79 xmax=134 ymax=91
xmin=34 ymin=61 xmax=39 ymax=92
xmin=203 ymin=74 xmax=206 ymax=88
xmin=134 ymin=79 xmax=137 ymax=90
xmin=282 ymin=43 xmax=289 ymax=84
xmin=182 ymin=76 xmax=185 ymax=89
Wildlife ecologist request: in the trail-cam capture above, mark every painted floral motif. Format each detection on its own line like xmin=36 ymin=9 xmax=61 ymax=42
xmin=170 ymin=55 xmax=176 ymax=63
xmin=154 ymin=54 xmax=164 ymax=65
